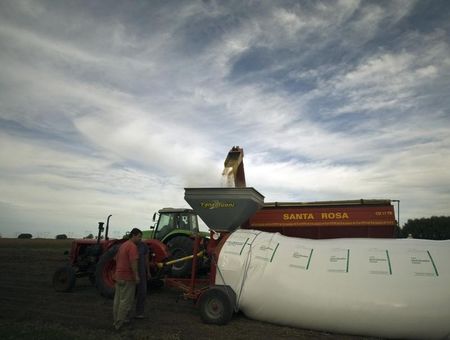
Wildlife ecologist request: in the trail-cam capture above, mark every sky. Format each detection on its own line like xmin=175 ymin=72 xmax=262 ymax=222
xmin=0 ymin=0 xmax=449 ymax=238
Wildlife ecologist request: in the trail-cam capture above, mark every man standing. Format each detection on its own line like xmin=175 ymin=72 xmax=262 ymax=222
xmin=113 ymin=228 xmax=142 ymax=331
xmin=135 ymin=240 xmax=151 ymax=319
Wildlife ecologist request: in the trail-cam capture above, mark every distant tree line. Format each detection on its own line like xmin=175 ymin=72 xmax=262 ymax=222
xmin=14 ymin=216 xmax=450 ymax=240
xmin=16 ymin=233 xmax=71 ymax=239
xmin=395 ymin=216 xmax=450 ymax=240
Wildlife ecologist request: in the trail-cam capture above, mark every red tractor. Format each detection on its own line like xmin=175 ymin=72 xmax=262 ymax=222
xmin=52 ymin=215 xmax=170 ymax=298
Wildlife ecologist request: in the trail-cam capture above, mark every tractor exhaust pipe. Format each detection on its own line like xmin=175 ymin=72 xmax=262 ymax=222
xmin=105 ymin=214 xmax=112 ymax=240
xmin=97 ymin=222 xmax=104 ymax=244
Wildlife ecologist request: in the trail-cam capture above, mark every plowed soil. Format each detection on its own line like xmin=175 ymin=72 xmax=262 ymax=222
xmin=0 ymin=239 xmax=379 ymax=339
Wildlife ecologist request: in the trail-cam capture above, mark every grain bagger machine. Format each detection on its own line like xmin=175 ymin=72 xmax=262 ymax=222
xmin=161 ymin=187 xmax=264 ymax=324
xmin=51 ymin=186 xmax=265 ymax=325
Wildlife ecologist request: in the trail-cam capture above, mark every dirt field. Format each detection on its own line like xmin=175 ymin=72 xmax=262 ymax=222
xmin=0 ymin=239 xmax=380 ymax=340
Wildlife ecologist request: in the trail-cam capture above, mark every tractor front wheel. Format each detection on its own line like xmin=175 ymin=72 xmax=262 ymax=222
xmin=95 ymin=245 xmax=119 ymax=298
xmin=53 ymin=266 xmax=76 ymax=292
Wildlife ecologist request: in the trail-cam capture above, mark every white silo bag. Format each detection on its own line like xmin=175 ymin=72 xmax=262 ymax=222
xmin=215 ymin=229 xmax=450 ymax=339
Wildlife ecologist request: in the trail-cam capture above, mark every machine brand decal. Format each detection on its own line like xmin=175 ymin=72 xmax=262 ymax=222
xmin=407 ymin=249 xmax=439 ymax=277
xmin=375 ymin=211 xmax=394 ymax=216
xmin=200 ymin=200 xmax=235 ymax=209
xmin=255 ymin=242 xmax=280 ymax=262
xmin=321 ymin=212 xmax=349 ymax=219
xmin=223 ymin=237 xmax=248 ymax=255
xmin=283 ymin=212 xmax=350 ymax=220
xmin=367 ymin=249 xmax=392 ymax=275
xmin=283 ymin=213 xmax=315 ymax=220
xmin=328 ymin=248 xmax=350 ymax=273
xmin=290 ymin=247 xmax=314 ymax=270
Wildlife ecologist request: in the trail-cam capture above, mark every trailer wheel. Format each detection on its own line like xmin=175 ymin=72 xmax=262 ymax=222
xmin=95 ymin=245 xmax=119 ymax=298
xmin=53 ymin=266 xmax=76 ymax=292
xmin=198 ymin=286 xmax=235 ymax=325
xmin=167 ymin=236 xmax=194 ymax=277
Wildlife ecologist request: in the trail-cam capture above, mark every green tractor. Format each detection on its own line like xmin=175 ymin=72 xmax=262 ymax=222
xmin=143 ymin=208 xmax=209 ymax=277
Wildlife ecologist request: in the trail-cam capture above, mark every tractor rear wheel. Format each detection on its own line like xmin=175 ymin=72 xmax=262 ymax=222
xmin=88 ymin=274 xmax=96 ymax=286
xmin=95 ymin=245 xmax=119 ymax=298
xmin=198 ymin=286 xmax=236 ymax=325
xmin=53 ymin=266 xmax=76 ymax=292
xmin=167 ymin=236 xmax=194 ymax=277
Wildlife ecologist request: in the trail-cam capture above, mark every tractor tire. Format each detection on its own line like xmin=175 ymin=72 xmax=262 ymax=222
xmin=88 ymin=273 xmax=96 ymax=286
xmin=53 ymin=265 xmax=76 ymax=292
xmin=166 ymin=236 xmax=194 ymax=278
xmin=198 ymin=286 xmax=236 ymax=325
xmin=95 ymin=245 xmax=119 ymax=299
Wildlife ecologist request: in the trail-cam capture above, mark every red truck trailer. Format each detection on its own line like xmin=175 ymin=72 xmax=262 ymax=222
xmin=245 ymin=199 xmax=397 ymax=238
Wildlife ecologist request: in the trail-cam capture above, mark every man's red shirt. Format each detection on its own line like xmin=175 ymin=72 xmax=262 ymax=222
xmin=114 ymin=240 xmax=139 ymax=281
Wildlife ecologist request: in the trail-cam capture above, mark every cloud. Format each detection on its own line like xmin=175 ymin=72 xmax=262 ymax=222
xmin=0 ymin=1 xmax=449 ymax=237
